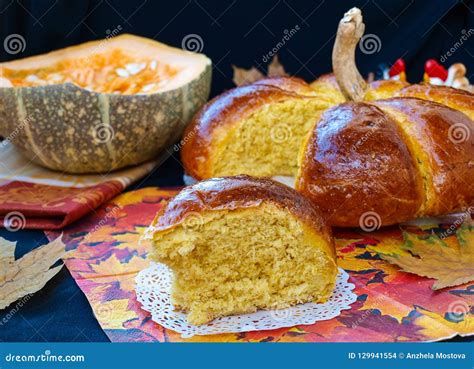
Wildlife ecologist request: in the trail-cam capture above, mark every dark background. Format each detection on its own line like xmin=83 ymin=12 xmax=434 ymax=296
xmin=1 ymin=0 xmax=474 ymax=94
xmin=0 ymin=0 xmax=473 ymax=342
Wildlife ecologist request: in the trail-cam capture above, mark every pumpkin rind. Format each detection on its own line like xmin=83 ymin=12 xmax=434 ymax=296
xmin=0 ymin=36 xmax=212 ymax=173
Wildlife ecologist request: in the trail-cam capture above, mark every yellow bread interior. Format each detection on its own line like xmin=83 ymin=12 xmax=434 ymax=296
xmin=309 ymin=79 xmax=345 ymax=104
xmin=364 ymin=86 xmax=404 ymax=101
xmin=151 ymin=204 xmax=337 ymax=325
xmin=210 ymin=99 xmax=329 ymax=178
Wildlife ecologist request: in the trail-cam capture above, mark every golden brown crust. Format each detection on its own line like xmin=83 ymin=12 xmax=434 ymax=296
xmin=311 ymin=73 xmax=339 ymax=87
xmin=253 ymin=76 xmax=318 ymax=95
xmin=310 ymin=74 xmax=345 ymax=101
xmin=396 ymin=84 xmax=474 ymax=120
xmin=180 ymin=81 xmax=316 ymax=180
xmin=152 ymin=175 xmax=335 ymax=258
xmin=296 ymin=102 xmax=423 ymax=227
xmin=365 ymin=79 xmax=408 ymax=100
xmin=373 ymin=97 xmax=474 ymax=215
xmin=310 ymin=75 xmax=408 ymax=102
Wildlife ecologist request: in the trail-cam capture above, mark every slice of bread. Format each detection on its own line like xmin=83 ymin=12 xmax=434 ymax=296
xmin=149 ymin=175 xmax=337 ymax=325
xmin=181 ymin=77 xmax=334 ymax=180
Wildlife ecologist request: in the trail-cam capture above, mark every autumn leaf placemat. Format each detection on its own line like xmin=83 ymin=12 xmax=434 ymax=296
xmin=46 ymin=187 xmax=474 ymax=342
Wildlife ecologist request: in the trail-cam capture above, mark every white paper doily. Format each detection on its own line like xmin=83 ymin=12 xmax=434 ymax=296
xmin=135 ymin=262 xmax=357 ymax=338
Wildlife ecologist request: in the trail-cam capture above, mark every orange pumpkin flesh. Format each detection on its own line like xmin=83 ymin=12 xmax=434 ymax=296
xmin=2 ymin=49 xmax=180 ymax=95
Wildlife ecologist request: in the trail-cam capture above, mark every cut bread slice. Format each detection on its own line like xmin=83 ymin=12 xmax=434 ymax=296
xmin=181 ymin=78 xmax=334 ymax=180
xmin=148 ymin=175 xmax=337 ymax=325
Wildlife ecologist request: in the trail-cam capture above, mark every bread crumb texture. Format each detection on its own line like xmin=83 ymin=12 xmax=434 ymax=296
xmin=151 ymin=204 xmax=337 ymax=325
xmin=211 ymin=99 xmax=325 ymax=178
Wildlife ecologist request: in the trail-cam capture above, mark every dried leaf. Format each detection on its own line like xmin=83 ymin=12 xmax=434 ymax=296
xmin=232 ymin=55 xmax=288 ymax=86
xmin=368 ymin=222 xmax=474 ymax=290
xmin=232 ymin=65 xmax=265 ymax=86
xmin=0 ymin=238 xmax=15 ymax=270
xmin=0 ymin=236 xmax=68 ymax=309
xmin=267 ymin=55 xmax=288 ymax=78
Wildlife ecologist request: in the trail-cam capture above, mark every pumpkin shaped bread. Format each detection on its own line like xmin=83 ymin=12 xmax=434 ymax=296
xmin=181 ymin=8 xmax=474 ymax=227
xmin=296 ymin=98 xmax=474 ymax=227
xmin=148 ymin=175 xmax=337 ymax=325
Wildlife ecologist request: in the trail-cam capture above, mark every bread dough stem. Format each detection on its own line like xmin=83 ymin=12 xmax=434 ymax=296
xmin=332 ymin=7 xmax=367 ymax=101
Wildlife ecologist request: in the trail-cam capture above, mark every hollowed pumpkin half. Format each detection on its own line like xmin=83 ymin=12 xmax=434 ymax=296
xmin=0 ymin=34 xmax=212 ymax=173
